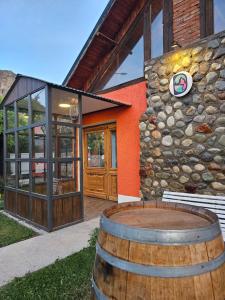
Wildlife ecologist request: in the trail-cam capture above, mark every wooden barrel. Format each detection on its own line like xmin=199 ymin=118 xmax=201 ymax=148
xmin=91 ymin=201 xmax=225 ymax=300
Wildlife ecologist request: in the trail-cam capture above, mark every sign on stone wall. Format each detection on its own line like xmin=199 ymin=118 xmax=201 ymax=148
xmin=169 ymin=71 xmax=193 ymax=97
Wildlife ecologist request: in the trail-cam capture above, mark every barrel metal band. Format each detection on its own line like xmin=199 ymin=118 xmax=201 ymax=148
xmin=96 ymin=243 xmax=225 ymax=278
xmin=91 ymin=277 xmax=108 ymax=300
xmin=100 ymin=216 xmax=221 ymax=245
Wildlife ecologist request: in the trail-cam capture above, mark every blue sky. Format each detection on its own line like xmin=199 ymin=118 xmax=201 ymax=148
xmin=0 ymin=0 xmax=108 ymax=83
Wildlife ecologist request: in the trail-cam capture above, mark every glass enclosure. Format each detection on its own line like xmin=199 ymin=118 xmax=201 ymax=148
xmin=4 ymin=83 xmax=83 ymax=231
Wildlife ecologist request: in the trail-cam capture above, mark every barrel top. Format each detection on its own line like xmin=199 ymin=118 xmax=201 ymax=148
xmin=109 ymin=207 xmax=210 ymax=229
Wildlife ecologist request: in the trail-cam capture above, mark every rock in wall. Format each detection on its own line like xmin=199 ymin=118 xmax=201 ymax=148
xmin=140 ymin=31 xmax=225 ymax=199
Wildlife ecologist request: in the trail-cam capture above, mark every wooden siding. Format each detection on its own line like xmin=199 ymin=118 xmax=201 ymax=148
xmin=52 ymin=195 xmax=82 ymax=229
xmin=31 ymin=197 xmax=48 ymax=228
xmin=4 ymin=76 xmax=46 ymax=106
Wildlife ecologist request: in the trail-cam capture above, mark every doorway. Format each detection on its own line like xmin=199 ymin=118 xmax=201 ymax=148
xmin=83 ymin=123 xmax=117 ymax=201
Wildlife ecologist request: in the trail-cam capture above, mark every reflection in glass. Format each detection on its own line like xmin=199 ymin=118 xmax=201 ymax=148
xmin=17 ymin=97 xmax=29 ymax=127
xmin=52 ymin=125 xmax=75 ymax=158
xmin=18 ymin=130 xmax=29 ymax=158
xmin=51 ymin=88 xmax=79 ymax=123
xmin=53 ymin=162 xmax=78 ymax=194
xmin=6 ymin=133 xmax=15 ymax=159
xmin=151 ymin=1 xmax=163 ymax=58
xmin=6 ymin=104 xmax=15 ymax=129
xmin=214 ymin=0 xmax=225 ymax=34
xmin=18 ymin=162 xmax=30 ymax=191
xmin=103 ymin=36 xmax=144 ymax=90
xmin=87 ymin=132 xmax=104 ymax=167
xmin=32 ymin=126 xmax=46 ymax=158
xmin=6 ymin=161 xmax=16 ymax=187
xmin=32 ymin=162 xmax=47 ymax=195
xmin=111 ymin=130 xmax=117 ymax=168
xmin=31 ymin=89 xmax=46 ymax=123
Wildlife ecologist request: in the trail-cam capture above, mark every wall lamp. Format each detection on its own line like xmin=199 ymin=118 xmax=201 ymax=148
xmin=171 ymin=41 xmax=182 ymax=50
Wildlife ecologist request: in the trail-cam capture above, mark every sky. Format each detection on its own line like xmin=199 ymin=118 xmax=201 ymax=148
xmin=0 ymin=0 xmax=109 ymax=84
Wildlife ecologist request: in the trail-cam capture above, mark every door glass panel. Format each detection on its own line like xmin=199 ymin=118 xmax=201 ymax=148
xmin=87 ymin=131 xmax=104 ymax=167
xmin=32 ymin=126 xmax=46 ymax=158
xmin=53 ymin=161 xmax=78 ymax=194
xmin=31 ymin=89 xmax=46 ymax=123
xmin=111 ymin=130 xmax=117 ymax=168
xmin=18 ymin=130 xmax=29 ymax=158
xmin=52 ymin=125 xmax=75 ymax=158
xmin=6 ymin=133 xmax=15 ymax=159
xmin=32 ymin=162 xmax=47 ymax=195
xmin=6 ymin=104 xmax=15 ymax=129
xmin=18 ymin=162 xmax=30 ymax=191
xmin=17 ymin=97 xmax=29 ymax=127
xmin=6 ymin=161 xmax=16 ymax=187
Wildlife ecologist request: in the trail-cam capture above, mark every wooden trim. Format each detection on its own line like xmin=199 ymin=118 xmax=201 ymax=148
xmin=144 ymin=1 xmax=151 ymax=62
xmin=163 ymin=0 xmax=173 ymax=52
xmin=200 ymin=0 xmax=214 ymax=38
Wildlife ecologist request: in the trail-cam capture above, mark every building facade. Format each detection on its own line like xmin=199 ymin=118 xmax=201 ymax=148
xmin=64 ymin=0 xmax=225 ymax=202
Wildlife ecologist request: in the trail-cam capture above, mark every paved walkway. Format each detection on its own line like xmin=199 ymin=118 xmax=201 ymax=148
xmin=0 ymin=217 xmax=99 ymax=287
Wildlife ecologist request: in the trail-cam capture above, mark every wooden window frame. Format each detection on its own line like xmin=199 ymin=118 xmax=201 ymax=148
xmin=144 ymin=0 xmax=173 ymax=62
xmin=200 ymin=0 xmax=214 ymax=38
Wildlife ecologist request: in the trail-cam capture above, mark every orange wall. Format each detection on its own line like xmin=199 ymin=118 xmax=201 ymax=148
xmin=83 ymin=80 xmax=147 ymax=198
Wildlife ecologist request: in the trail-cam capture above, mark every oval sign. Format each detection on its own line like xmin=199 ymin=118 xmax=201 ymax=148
xmin=169 ymin=71 xmax=193 ymax=97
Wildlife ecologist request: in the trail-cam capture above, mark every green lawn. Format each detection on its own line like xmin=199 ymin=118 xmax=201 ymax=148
xmin=0 ymin=213 xmax=36 ymax=247
xmin=0 ymin=229 xmax=98 ymax=300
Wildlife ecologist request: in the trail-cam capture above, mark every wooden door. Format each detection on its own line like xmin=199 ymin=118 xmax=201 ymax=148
xmin=83 ymin=124 xmax=117 ymax=201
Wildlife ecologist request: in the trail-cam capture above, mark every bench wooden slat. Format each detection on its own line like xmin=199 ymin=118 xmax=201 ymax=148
xmin=163 ymin=195 xmax=225 ymax=205
xmin=163 ymin=191 xmax=225 ymax=200
xmin=162 ymin=191 xmax=225 ymax=239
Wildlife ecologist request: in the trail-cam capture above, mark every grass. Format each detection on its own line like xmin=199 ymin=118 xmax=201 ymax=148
xmin=0 ymin=213 xmax=36 ymax=247
xmin=0 ymin=228 xmax=99 ymax=300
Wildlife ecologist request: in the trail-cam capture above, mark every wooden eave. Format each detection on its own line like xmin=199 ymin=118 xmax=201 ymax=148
xmin=63 ymin=0 xmax=147 ymax=91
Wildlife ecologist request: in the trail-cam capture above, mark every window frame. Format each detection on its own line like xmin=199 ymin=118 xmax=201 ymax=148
xmin=93 ymin=0 xmax=173 ymax=92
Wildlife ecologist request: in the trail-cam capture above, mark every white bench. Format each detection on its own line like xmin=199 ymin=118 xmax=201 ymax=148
xmin=162 ymin=191 xmax=225 ymax=239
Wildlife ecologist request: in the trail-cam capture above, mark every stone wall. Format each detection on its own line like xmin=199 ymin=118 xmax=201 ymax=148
xmin=140 ymin=31 xmax=225 ymax=199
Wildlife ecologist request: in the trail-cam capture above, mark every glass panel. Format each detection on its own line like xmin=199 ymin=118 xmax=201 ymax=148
xmin=6 ymin=133 xmax=15 ymax=159
xmin=31 ymin=89 xmax=46 ymax=123
xmin=111 ymin=130 xmax=117 ymax=168
xmin=99 ymin=17 xmax=144 ymax=90
xmin=151 ymin=0 xmax=163 ymax=59
xmin=87 ymin=131 xmax=104 ymax=167
xmin=32 ymin=126 xmax=46 ymax=158
xmin=6 ymin=103 xmax=15 ymax=129
xmin=32 ymin=162 xmax=47 ymax=195
xmin=18 ymin=162 xmax=30 ymax=191
xmin=18 ymin=130 xmax=29 ymax=158
xmin=17 ymin=97 xmax=29 ymax=127
xmin=214 ymin=0 xmax=225 ymax=33
xmin=6 ymin=161 xmax=16 ymax=187
xmin=53 ymin=161 xmax=79 ymax=194
xmin=51 ymin=88 xmax=79 ymax=123
xmin=52 ymin=125 xmax=75 ymax=158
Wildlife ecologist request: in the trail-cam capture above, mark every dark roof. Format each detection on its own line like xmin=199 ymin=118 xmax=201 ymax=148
xmin=2 ymin=74 xmax=131 ymax=109
xmin=62 ymin=0 xmax=142 ymax=89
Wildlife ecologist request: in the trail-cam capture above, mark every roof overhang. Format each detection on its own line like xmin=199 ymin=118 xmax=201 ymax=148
xmin=62 ymin=0 xmax=146 ymax=90
xmin=1 ymin=74 xmax=131 ymax=114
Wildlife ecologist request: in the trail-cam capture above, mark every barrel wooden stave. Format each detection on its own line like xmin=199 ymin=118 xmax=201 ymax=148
xmin=92 ymin=202 xmax=225 ymax=300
